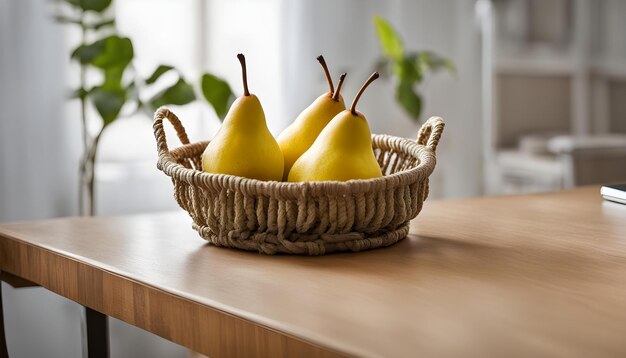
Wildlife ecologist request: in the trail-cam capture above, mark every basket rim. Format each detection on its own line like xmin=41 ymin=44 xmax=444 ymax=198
xmin=157 ymin=133 xmax=436 ymax=199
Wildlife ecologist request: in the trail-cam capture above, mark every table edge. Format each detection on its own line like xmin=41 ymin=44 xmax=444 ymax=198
xmin=0 ymin=228 xmax=358 ymax=358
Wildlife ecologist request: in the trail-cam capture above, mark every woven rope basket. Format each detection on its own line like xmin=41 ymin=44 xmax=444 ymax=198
xmin=153 ymin=107 xmax=444 ymax=255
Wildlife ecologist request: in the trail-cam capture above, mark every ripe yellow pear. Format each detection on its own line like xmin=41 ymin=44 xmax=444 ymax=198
xmin=288 ymin=73 xmax=383 ymax=182
xmin=277 ymin=56 xmax=346 ymax=180
xmin=202 ymin=54 xmax=283 ymax=181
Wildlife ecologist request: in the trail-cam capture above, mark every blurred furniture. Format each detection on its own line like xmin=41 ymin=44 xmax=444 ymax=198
xmin=550 ymin=134 xmax=626 ymax=186
xmin=478 ymin=0 xmax=626 ymax=194
xmin=493 ymin=133 xmax=626 ymax=193
xmin=2 ymin=187 xmax=626 ymax=357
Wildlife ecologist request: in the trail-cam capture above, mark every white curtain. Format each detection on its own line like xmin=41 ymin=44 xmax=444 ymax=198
xmin=0 ymin=0 xmax=79 ymax=222
xmin=0 ymin=1 xmax=85 ymax=357
xmin=0 ymin=1 xmax=188 ymax=357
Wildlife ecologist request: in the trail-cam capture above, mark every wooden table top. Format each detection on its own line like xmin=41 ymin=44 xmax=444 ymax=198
xmin=1 ymin=186 xmax=626 ymax=357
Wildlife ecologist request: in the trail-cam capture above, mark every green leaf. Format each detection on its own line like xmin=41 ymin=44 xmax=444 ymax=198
xmin=396 ymin=80 xmax=422 ymax=121
xmin=125 ymin=80 xmax=137 ymax=94
xmin=103 ymin=67 xmax=124 ymax=89
xmin=149 ymin=78 xmax=196 ymax=109
xmin=201 ymin=73 xmax=234 ymax=120
xmin=62 ymin=0 xmax=82 ymax=8
xmin=82 ymin=0 xmax=111 ymax=11
xmin=92 ymin=36 xmax=133 ymax=69
xmin=71 ymin=42 xmax=105 ymax=64
xmin=393 ymin=54 xmax=422 ymax=84
xmin=417 ymin=51 xmax=456 ymax=77
xmin=62 ymin=0 xmax=112 ymax=12
xmin=70 ymin=87 xmax=88 ymax=100
xmin=91 ymin=86 xmax=126 ymax=126
xmin=89 ymin=19 xmax=115 ymax=30
xmin=54 ymin=15 xmax=82 ymax=25
xmin=72 ymin=36 xmax=133 ymax=70
xmin=145 ymin=65 xmax=174 ymax=85
xmin=373 ymin=15 xmax=404 ymax=61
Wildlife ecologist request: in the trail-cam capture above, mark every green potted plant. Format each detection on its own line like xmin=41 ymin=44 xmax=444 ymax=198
xmin=55 ymin=0 xmax=234 ymax=216
xmin=373 ymin=16 xmax=455 ymax=123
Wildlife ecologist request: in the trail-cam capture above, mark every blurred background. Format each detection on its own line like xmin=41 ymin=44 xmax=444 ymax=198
xmin=1 ymin=0 xmax=625 ymax=357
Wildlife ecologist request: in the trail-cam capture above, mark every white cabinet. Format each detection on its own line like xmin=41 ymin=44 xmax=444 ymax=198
xmin=479 ymin=0 xmax=626 ymax=194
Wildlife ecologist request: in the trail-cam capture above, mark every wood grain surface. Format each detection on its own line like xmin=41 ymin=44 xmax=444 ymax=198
xmin=1 ymin=186 xmax=626 ymax=357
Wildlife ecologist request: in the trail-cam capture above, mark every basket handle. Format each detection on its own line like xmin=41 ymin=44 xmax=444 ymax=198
xmin=153 ymin=107 xmax=191 ymax=157
xmin=153 ymin=107 xmax=202 ymax=170
xmin=416 ymin=116 xmax=445 ymax=152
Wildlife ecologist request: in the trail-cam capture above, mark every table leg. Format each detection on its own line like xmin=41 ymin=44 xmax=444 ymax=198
xmin=0 ymin=271 xmax=108 ymax=358
xmin=85 ymin=307 xmax=109 ymax=358
xmin=0 ymin=281 xmax=9 ymax=358
xmin=0 ymin=271 xmax=39 ymax=358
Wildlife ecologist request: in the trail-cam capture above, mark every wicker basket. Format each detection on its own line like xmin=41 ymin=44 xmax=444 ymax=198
xmin=153 ymin=107 xmax=444 ymax=255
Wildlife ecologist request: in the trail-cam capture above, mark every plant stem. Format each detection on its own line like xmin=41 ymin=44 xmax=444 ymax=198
xmin=84 ymin=130 xmax=104 ymax=216
xmin=79 ymin=18 xmax=88 ymax=215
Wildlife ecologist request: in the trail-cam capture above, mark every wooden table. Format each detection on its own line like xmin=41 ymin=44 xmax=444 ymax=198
xmin=1 ymin=186 xmax=626 ymax=357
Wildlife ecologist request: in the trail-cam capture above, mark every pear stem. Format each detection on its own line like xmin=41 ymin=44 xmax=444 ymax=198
xmin=332 ymin=73 xmax=347 ymax=101
xmin=237 ymin=53 xmax=250 ymax=96
xmin=317 ymin=55 xmax=334 ymax=97
xmin=351 ymin=72 xmax=379 ymax=115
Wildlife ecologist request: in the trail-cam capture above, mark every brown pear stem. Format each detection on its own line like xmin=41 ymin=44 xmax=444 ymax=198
xmin=317 ymin=55 xmax=334 ymax=97
xmin=237 ymin=53 xmax=250 ymax=96
xmin=351 ymin=72 xmax=379 ymax=115
xmin=332 ymin=73 xmax=347 ymax=101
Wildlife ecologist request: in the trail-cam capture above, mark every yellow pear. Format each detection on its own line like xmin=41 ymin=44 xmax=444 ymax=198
xmin=277 ymin=56 xmax=346 ymax=180
xmin=202 ymin=54 xmax=283 ymax=181
xmin=288 ymin=73 xmax=383 ymax=182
